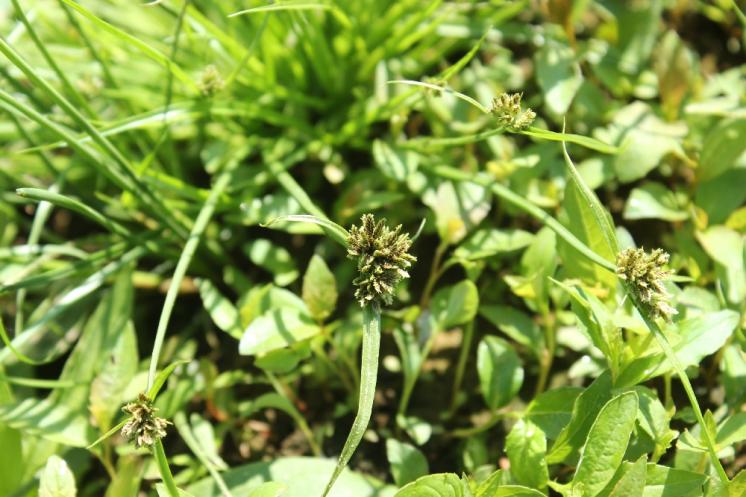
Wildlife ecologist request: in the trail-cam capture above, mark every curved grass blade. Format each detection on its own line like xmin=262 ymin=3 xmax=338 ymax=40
xmin=58 ymin=0 xmax=197 ymax=91
xmin=0 ymin=317 xmax=44 ymax=365
xmin=321 ymin=304 xmax=381 ymax=497
xmin=146 ymin=150 xmax=246 ymax=391
xmin=16 ymin=189 xmax=131 ymax=239
xmin=387 ymin=80 xmax=490 ymax=113
xmin=262 ymin=214 xmax=349 ymax=248
xmin=86 ymin=418 xmax=128 ymax=450
xmin=147 ymin=360 xmax=189 ymax=400
xmin=520 ymin=127 xmax=619 ymax=154
xmin=229 ymin=2 xmax=352 ymax=30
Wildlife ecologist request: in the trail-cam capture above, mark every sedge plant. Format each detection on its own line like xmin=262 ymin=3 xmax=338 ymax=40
xmin=269 ymin=213 xmax=417 ymax=497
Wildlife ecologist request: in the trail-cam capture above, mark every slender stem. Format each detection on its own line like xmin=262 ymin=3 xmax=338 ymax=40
xmin=449 ymin=320 xmax=474 ymax=414
xmin=146 ymin=160 xmax=241 ymax=390
xmin=174 ymin=412 xmax=234 ymax=497
xmin=266 ymin=371 xmax=322 ymax=457
xmin=428 ymin=164 xmax=616 ymax=273
xmin=624 ymin=285 xmax=728 ymax=483
xmin=419 ymin=240 xmax=448 ymax=309
xmin=321 ymin=304 xmax=381 ymax=497
xmin=11 ymin=0 xmax=96 ymax=118
xmin=153 ymin=439 xmax=180 ymax=497
xmin=535 ymin=312 xmax=556 ymax=396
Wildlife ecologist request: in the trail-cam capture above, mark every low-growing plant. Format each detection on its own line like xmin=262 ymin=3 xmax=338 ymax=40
xmin=1 ymin=1 xmax=745 ymax=497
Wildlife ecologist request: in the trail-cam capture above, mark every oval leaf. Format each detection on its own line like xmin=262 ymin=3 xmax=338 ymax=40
xmin=572 ymin=391 xmax=639 ymax=497
xmin=477 ymin=336 xmax=523 ymax=410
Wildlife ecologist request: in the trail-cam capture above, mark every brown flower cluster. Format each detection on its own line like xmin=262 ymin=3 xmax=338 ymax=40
xmin=617 ymin=247 xmax=677 ymax=321
xmin=347 ymin=214 xmax=416 ymax=307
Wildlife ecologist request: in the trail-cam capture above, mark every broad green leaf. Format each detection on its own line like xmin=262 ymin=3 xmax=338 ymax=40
xmin=558 ymin=144 xmax=617 ymax=288
xmin=197 ymin=279 xmax=243 ymax=339
xmin=623 ymin=182 xmax=689 ymax=222
xmin=548 ymin=372 xmax=613 ymax=464
xmin=594 ymin=102 xmax=686 ymax=183
xmin=572 ymin=391 xmax=639 ymax=497
xmin=696 ymin=169 xmax=746 ymax=225
xmin=696 ymin=227 xmax=746 ymax=305
xmin=373 ymin=140 xmax=418 ymax=182
xmin=698 ymin=118 xmax=746 ymax=181
xmin=655 ymin=31 xmax=696 ymax=120
xmin=479 ymin=305 xmax=543 ymax=354
xmin=514 ymin=227 xmax=557 ymax=315
xmin=476 ymin=336 xmax=523 ymax=410
xmin=453 ymin=229 xmax=534 ymax=261
xmin=239 ymin=309 xmax=321 ymax=356
xmin=247 ymin=482 xmax=287 ymax=497
xmin=617 ymin=310 xmax=739 ymax=387
xmin=432 ymin=280 xmax=479 ymax=329
xmin=729 ymin=471 xmax=746 ymax=497
xmin=187 ymin=457 xmax=395 ymax=497
xmin=715 ymin=412 xmax=746 ymax=450
xmin=634 ymin=387 xmax=677 ymax=460
xmin=0 ymin=397 xmax=90 ymax=447
xmin=240 ymin=284 xmax=307 ymax=327
xmin=491 ymin=488 xmax=547 ymax=497
xmin=39 ymin=455 xmax=77 ymax=497
xmin=302 ymin=255 xmax=338 ymax=321
xmin=254 ymin=345 xmax=311 ymax=373
xmin=422 ymin=181 xmax=490 ymax=245
xmin=386 ymin=439 xmax=428 ymax=487
xmin=642 ymin=464 xmax=706 ymax=497
xmin=245 ymin=239 xmax=299 ymax=287
xmin=506 ymin=419 xmax=548 ymax=490
xmin=396 ymin=414 xmax=432 ymax=446
xmin=722 ymin=345 xmax=746 ymax=405
xmin=395 ymin=473 xmax=471 ymax=497
xmin=598 ymin=456 xmax=647 ymax=497
xmin=535 ymin=40 xmax=583 ymax=115
xmin=526 ymin=387 xmax=583 ymax=440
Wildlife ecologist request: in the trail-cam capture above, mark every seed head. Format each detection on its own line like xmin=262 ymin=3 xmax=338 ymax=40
xmin=198 ymin=65 xmax=224 ymax=97
xmin=616 ymin=247 xmax=677 ymax=321
xmin=347 ymin=214 xmax=417 ymax=307
xmin=121 ymin=393 xmax=170 ymax=448
xmin=490 ymin=92 xmax=536 ymax=131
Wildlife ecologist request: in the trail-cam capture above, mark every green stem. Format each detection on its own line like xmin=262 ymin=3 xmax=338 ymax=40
xmin=535 ymin=312 xmax=556 ymax=396
xmin=419 ymin=240 xmax=448 ymax=309
xmin=321 ymin=304 xmax=381 ymax=497
xmin=449 ymin=320 xmax=474 ymax=414
xmin=146 ymin=157 xmax=242 ymax=391
xmin=153 ymin=439 xmax=180 ymax=497
xmin=266 ymin=371 xmax=322 ymax=457
xmin=11 ymin=0 xmax=97 ymax=118
xmin=429 ymin=164 xmax=616 ymax=273
xmin=624 ymin=285 xmax=728 ymax=483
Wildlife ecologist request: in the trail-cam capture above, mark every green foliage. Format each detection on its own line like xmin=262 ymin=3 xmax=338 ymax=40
xmin=1 ymin=1 xmax=744 ymax=496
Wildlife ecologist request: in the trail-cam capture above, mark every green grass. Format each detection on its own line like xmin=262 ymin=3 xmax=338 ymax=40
xmin=1 ymin=1 xmax=746 ymax=497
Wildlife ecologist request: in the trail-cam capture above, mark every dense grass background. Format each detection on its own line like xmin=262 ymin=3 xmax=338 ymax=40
xmin=0 ymin=1 xmax=745 ymax=496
